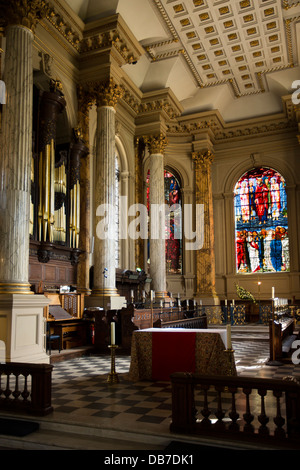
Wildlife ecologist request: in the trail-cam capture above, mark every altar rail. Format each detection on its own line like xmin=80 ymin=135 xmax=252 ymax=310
xmin=0 ymin=362 xmax=53 ymax=416
xmin=170 ymin=372 xmax=300 ymax=448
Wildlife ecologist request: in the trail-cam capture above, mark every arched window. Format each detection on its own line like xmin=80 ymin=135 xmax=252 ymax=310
xmin=146 ymin=169 xmax=182 ymax=274
xmin=234 ymin=167 xmax=289 ymax=273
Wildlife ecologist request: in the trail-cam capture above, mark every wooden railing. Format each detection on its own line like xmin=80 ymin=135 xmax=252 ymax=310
xmin=0 ymin=362 xmax=53 ymax=416
xmin=170 ymin=373 xmax=300 ymax=448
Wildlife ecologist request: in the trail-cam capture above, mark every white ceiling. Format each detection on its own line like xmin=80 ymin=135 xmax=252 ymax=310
xmin=65 ymin=0 xmax=300 ymax=122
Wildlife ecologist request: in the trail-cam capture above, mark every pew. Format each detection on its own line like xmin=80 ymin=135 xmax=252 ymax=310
xmin=91 ymin=304 xmax=207 ymax=352
xmin=153 ymin=314 xmax=207 ymax=329
xmin=269 ymin=316 xmax=298 ymax=361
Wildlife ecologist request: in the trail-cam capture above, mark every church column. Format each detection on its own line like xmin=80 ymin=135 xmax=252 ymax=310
xmin=0 ymin=0 xmax=51 ymax=363
xmin=0 ymin=14 xmax=40 ymax=293
xmin=76 ymin=87 xmax=93 ymax=294
xmin=88 ymin=79 xmax=125 ymax=309
xmin=192 ymin=150 xmax=218 ymax=303
xmin=145 ymin=134 xmax=168 ymax=299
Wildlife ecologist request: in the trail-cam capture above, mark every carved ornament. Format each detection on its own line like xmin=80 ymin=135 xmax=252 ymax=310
xmin=0 ymin=0 xmax=50 ymax=33
xmin=144 ymin=134 xmax=168 ymax=155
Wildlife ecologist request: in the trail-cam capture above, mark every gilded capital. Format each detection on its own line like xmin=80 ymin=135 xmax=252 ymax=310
xmin=91 ymin=78 xmax=123 ymax=108
xmin=144 ymin=134 xmax=168 ymax=155
xmin=0 ymin=0 xmax=50 ymax=33
xmin=192 ymin=150 xmax=214 ymax=167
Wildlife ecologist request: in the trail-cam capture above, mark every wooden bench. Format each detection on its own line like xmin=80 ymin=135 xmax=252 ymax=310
xmin=269 ymin=316 xmax=298 ymax=360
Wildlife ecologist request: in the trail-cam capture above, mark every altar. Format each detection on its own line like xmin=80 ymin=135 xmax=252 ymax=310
xmin=128 ymin=328 xmax=236 ymax=381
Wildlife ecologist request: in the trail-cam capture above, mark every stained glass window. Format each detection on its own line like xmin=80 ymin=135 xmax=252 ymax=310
xmin=164 ymin=171 xmax=182 ymax=274
xmin=234 ymin=167 xmax=289 ymax=273
xmin=146 ymin=169 xmax=182 ymax=274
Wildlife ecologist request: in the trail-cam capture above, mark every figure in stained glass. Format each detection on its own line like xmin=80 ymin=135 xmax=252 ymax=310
xmin=234 ymin=168 xmax=289 ymax=273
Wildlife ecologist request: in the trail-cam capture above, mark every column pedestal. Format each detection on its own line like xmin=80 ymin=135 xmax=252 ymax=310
xmin=0 ymin=295 xmax=50 ymax=364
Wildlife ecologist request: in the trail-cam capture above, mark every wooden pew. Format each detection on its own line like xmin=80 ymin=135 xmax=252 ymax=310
xmin=153 ymin=315 xmax=207 ymax=329
xmin=269 ymin=316 xmax=297 ymax=361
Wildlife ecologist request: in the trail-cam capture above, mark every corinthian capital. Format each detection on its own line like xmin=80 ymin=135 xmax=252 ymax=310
xmin=144 ymin=133 xmax=168 ymax=155
xmin=90 ymin=78 xmax=123 ymax=108
xmin=192 ymin=150 xmax=214 ymax=168
xmin=0 ymin=0 xmax=50 ymax=32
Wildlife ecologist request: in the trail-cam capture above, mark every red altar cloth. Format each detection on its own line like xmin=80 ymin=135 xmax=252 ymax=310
xmin=152 ymin=331 xmax=196 ymax=380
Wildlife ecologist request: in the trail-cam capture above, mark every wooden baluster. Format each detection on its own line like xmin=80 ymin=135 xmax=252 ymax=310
xmin=21 ymin=374 xmax=30 ymax=402
xmin=229 ymin=386 xmax=239 ymax=430
xmin=258 ymin=388 xmax=269 ymax=435
xmin=215 ymin=385 xmax=225 ymax=426
xmin=243 ymin=387 xmax=254 ymax=433
xmin=200 ymin=384 xmax=211 ymax=425
xmin=273 ymin=390 xmax=286 ymax=438
xmin=4 ymin=373 xmax=12 ymax=399
xmin=12 ymin=373 xmax=21 ymax=400
xmin=0 ymin=372 xmax=3 ymax=398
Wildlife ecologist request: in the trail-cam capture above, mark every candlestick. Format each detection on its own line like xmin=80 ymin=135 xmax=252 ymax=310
xmin=111 ymin=322 xmax=115 ymax=345
xmin=107 ymin=345 xmax=119 ymax=384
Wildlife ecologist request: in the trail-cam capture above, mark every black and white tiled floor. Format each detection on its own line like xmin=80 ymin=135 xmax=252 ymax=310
xmin=48 ymin=335 xmax=300 ymax=440
xmin=2 ymin=330 xmax=300 ymax=450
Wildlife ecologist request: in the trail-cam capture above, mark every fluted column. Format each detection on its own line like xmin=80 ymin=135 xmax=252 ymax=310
xmin=0 ymin=25 xmax=35 ymax=293
xmin=0 ymin=1 xmax=51 ymax=364
xmin=192 ymin=150 xmax=218 ymax=302
xmin=76 ymin=87 xmax=93 ymax=294
xmin=92 ymin=79 xmax=123 ymax=299
xmin=145 ymin=134 xmax=168 ymax=299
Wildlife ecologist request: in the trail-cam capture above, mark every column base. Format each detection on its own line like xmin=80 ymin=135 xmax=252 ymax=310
xmin=0 ymin=282 xmax=33 ymax=295
xmin=85 ymin=294 xmax=127 ymax=310
xmin=0 ymin=294 xmax=50 ymax=364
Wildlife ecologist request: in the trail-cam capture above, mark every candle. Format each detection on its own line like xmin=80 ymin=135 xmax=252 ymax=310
xmin=142 ymin=290 xmax=145 ymax=298
xmin=131 ymin=289 xmax=134 ymax=298
xmin=150 ymin=290 xmax=154 ymax=301
xmin=226 ymin=324 xmax=231 ymax=350
xmin=111 ymin=322 xmax=115 ymax=345
xmin=178 ymin=293 xmax=180 ymax=299
xmin=232 ymin=299 xmax=235 ymax=306
xmin=160 ymin=300 xmax=163 ymax=308
xmin=225 ymin=299 xmax=227 ymax=306
xmin=272 ymin=287 xmax=275 ymax=299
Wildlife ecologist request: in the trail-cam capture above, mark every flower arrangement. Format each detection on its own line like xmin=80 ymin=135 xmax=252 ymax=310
xmin=235 ymin=283 xmax=256 ymax=303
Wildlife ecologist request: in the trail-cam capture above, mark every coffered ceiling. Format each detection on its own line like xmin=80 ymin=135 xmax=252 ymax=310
xmin=64 ymin=0 xmax=300 ymax=122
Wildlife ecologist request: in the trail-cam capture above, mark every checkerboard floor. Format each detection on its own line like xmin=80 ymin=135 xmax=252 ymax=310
xmin=48 ymin=336 xmax=300 ymax=443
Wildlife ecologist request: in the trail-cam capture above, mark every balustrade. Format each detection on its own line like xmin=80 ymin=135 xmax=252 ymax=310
xmin=0 ymin=362 xmax=53 ymax=416
xmin=170 ymin=373 xmax=300 ymax=448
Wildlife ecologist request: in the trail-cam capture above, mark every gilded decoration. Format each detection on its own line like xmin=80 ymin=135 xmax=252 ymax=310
xmin=0 ymin=0 xmax=50 ymax=32
xmin=192 ymin=150 xmax=217 ymax=299
xmin=89 ymin=78 xmax=124 ymax=108
xmin=144 ymin=133 xmax=168 ymax=155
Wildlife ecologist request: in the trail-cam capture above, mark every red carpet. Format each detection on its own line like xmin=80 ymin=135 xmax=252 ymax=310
xmin=152 ymin=331 xmax=196 ymax=380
